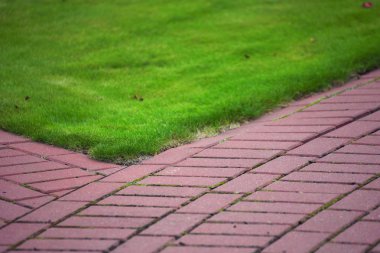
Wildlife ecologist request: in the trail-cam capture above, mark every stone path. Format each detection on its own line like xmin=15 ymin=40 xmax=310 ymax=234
xmin=1 ymin=70 xmax=380 ymax=253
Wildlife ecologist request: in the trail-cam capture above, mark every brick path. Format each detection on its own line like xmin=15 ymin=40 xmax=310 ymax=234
xmin=1 ymin=70 xmax=380 ymax=253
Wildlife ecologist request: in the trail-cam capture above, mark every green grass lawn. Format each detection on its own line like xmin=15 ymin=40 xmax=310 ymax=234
xmin=1 ymin=0 xmax=380 ymax=162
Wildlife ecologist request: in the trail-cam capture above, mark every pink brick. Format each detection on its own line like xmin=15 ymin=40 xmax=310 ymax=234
xmin=113 ymin=236 xmax=173 ymax=253
xmin=161 ymin=246 xmax=253 ymax=253
xmin=29 ymin=175 xmax=101 ymax=193
xmin=139 ymin=176 xmax=225 ymax=187
xmin=214 ymin=140 xmax=300 ymax=150
xmin=293 ymin=110 xmax=367 ymax=119
xmin=229 ymin=201 xmax=320 ymax=214
xmin=370 ymin=243 xmax=380 ymax=253
xmin=319 ymin=153 xmax=380 ymax=164
xmin=0 ymin=148 xmax=26 ymax=158
xmin=305 ymin=102 xmax=376 ymax=111
xmin=330 ymin=94 xmax=380 ymax=103
xmin=246 ymin=191 xmax=338 ymax=204
xmin=143 ymin=147 xmax=202 ymax=165
xmin=337 ymin=144 xmax=380 ymax=155
xmin=80 ymin=205 xmax=172 ymax=218
xmin=302 ymin=162 xmax=379 ymax=174
xmin=59 ymin=216 xmax=152 ymax=228
xmin=0 ymin=179 xmax=42 ymax=200
xmin=117 ymin=185 xmax=205 ymax=197
xmin=361 ymin=110 xmax=380 ymax=121
xmin=0 ymin=223 xmax=46 ymax=245
xmin=20 ymin=201 xmax=84 ymax=223
xmin=355 ymin=135 xmax=380 ymax=145
xmin=231 ymin=132 xmax=316 ymax=142
xmin=265 ymin=181 xmax=355 ymax=194
xmin=0 ymin=161 xmax=69 ymax=176
xmin=282 ymin=171 xmax=371 ymax=184
xmin=324 ymin=121 xmax=380 ymax=138
xmin=156 ymin=166 xmax=244 ymax=178
xmin=194 ymin=148 xmax=281 ymax=159
xmin=50 ymin=153 xmax=119 ymax=170
xmin=4 ymin=168 xmax=93 ymax=184
xmin=209 ymin=211 xmax=304 ymax=225
xmin=262 ymin=231 xmax=330 ymax=253
xmin=177 ymin=157 xmax=263 ymax=168
xmin=178 ymin=193 xmax=240 ymax=213
xmin=331 ymin=190 xmax=380 ymax=211
xmin=0 ymin=130 xmax=29 ymax=144
xmin=296 ymin=210 xmax=363 ymax=232
xmin=192 ymin=223 xmax=289 ymax=236
xmin=333 ymin=221 xmax=380 ymax=244
xmin=316 ymin=243 xmax=368 ymax=253
xmin=268 ymin=117 xmax=350 ymax=126
xmin=41 ymin=227 xmax=134 ymax=239
xmin=288 ymin=137 xmax=349 ymax=157
xmin=178 ymin=234 xmax=272 ymax=247
xmin=9 ymin=142 xmax=73 ymax=157
xmin=99 ymin=195 xmax=188 ymax=207
xmin=18 ymin=238 xmax=117 ymax=251
xmin=141 ymin=213 xmax=207 ymax=236
xmin=364 ymin=178 xmax=380 ymax=190
xmin=0 ymin=155 xmax=45 ymax=167
xmin=0 ymin=199 xmax=30 ymax=221
xmin=246 ymin=125 xmax=333 ymax=133
xmin=59 ymin=182 xmax=123 ymax=201
xmin=215 ymin=173 xmax=277 ymax=193
xmin=100 ymin=164 xmax=164 ymax=182
xmin=361 ymin=69 xmax=380 ymax=78
xmin=19 ymin=195 xmax=55 ymax=208
xmin=363 ymin=207 xmax=380 ymax=221
xmin=253 ymin=156 xmax=313 ymax=174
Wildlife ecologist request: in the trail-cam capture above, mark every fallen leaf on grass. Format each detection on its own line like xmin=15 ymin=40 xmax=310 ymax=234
xmin=362 ymin=2 xmax=373 ymax=8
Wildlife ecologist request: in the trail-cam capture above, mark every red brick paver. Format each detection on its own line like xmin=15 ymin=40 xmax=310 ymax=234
xmin=1 ymin=70 xmax=380 ymax=252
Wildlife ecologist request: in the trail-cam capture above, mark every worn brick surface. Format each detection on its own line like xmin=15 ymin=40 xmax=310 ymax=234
xmin=177 ymin=157 xmax=263 ymax=168
xmin=301 ymin=162 xmax=380 ymax=174
xmin=141 ymin=213 xmax=207 ymax=236
xmin=245 ymin=191 xmax=338 ymax=204
xmin=287 ymin=137 xmax=348 ymax=157
xmin=100 ymin=164 xmax=164 ymax=183
xmin=194 ymin=148 xmax=281 ymax=159
xmin=142 ymin=147 xmax=203 ymax=165
xmin=215 ymin=173 xmax=277 ymax=193
xmin=296 ymin=210 xmax=363 ymax=232
xmin=324 ymin=121 xmax=379 ymax=138
xmin=331 ymin=190 xmax=380 ymax=211
xmin=58 ymin=216 xmax=153 ymax=228
xmin=333 ymin=221 xmax=380 ymax=244
xmin=192 ymin=222 xmax=289 ymax=236
xmin=139 ymin=175 xmax=226 ymax=187
xmin=355 ymin=135 xmax=380 ymax=145
xmin=10 ymin=142 xmax=73 ymax=157
xmin=40 ymin=227 xmax=135 ymax=239
xmin=18 ymin=238 xmax=117 ymax=251
xmin=209 ymin=211 xmax=304 ymax=225
xmin=99 ymin=195 xmax=188 ymax=207
xmin=0 ymin=130 xmax=29 ymax=144
xmin=156 ymin=166 xmax=244 ymax=178
xmin=0 ymin=161 xmax=69 ymax=176
xmin=117 ymin=185 xmax=205 ymax=197
xmin=0 ymin=223 xmax=46 ymax=245
xmin=281 ymin=171 xmax=371 ymax=184
xmin=214 ymin=140 xmax=300 ymax=150
xmin=315 ymin=243 xmax=369 ymax=253
xmin=229 ymin=201 xmax=320 ymax=214
xmin=177 ymin=193 xmax=240 ymax=214
xmin=337 ymin=144 xmax=380 ymax=154
xmin=262 ymin=231 xmax=330 ymax=253
xmin=253 ymin=156 xmax=313 ymax=174
xmin=80 ymin=205 xmax=172 ymax=218
xmin=178 ymin=234 xmax=272 ymax=247
xmin=265 ymin=181 xmax=355 ymax=194
xmin=113 ymin=236 xmax=173 ymax=253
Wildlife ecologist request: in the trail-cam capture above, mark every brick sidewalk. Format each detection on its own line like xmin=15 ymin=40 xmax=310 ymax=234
xmin=1 ymin=70 xmax=380 ymax=253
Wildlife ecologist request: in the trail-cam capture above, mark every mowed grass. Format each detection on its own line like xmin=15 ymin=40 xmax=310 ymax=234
xmin=1 ymin=0 xmax=380 ymax=162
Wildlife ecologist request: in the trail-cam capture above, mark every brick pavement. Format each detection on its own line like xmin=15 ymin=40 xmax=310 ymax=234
xmin=1 ymin=69 xmax=380 ymax=252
